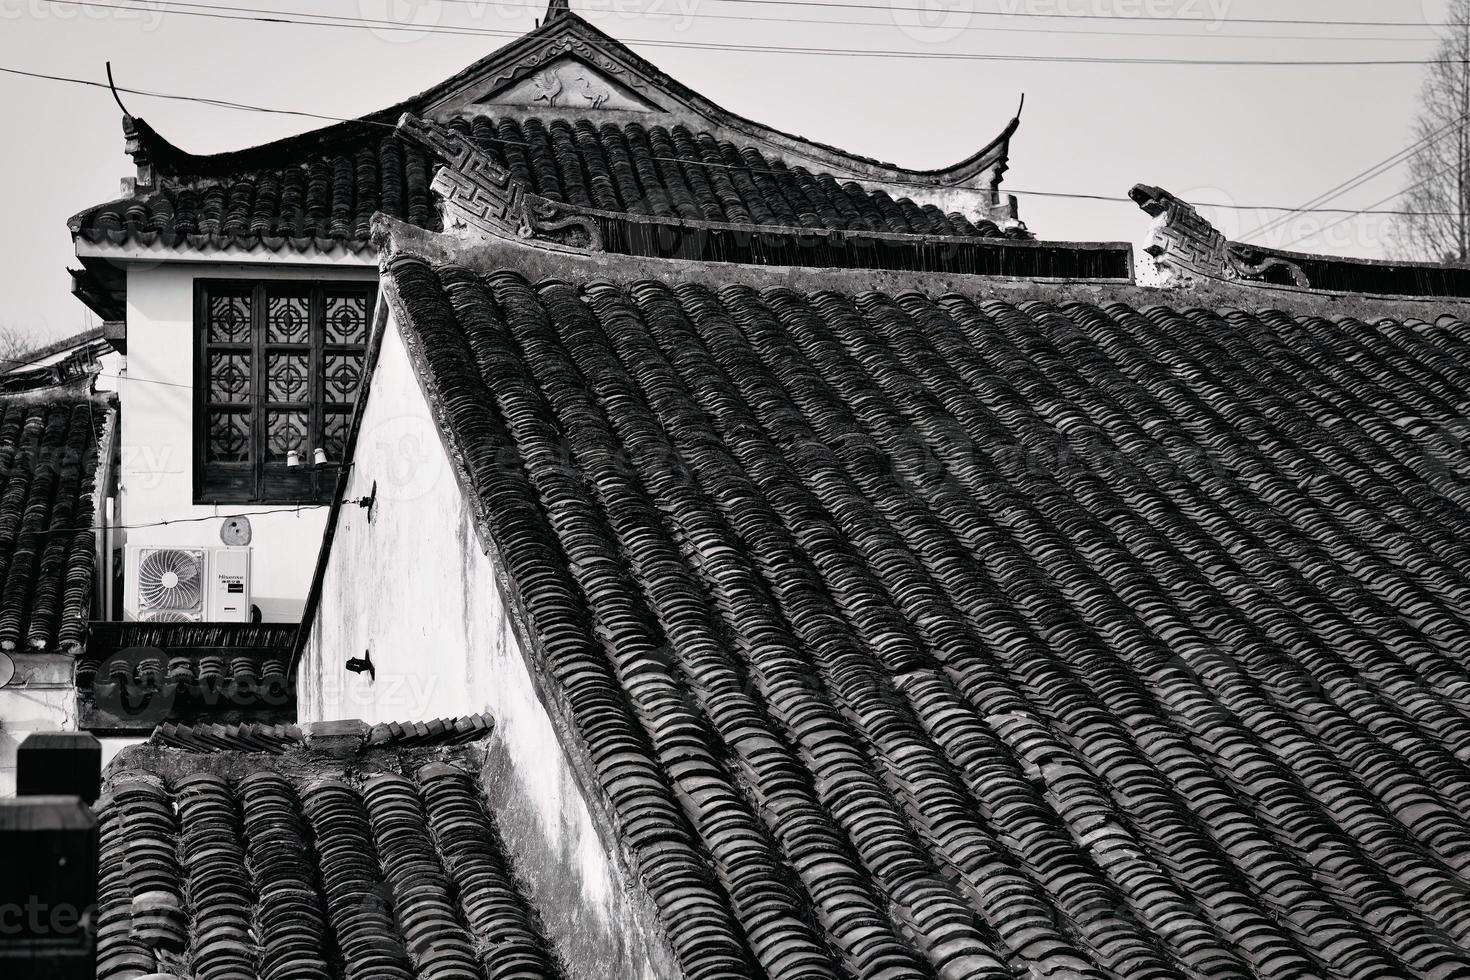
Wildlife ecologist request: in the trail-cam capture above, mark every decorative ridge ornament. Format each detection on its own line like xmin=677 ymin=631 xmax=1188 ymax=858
xmin=121 ymin=114 xmax=156 ymax=196
xmin=395 ymin=113 xmax=603 ymax=252
xmin=1131 ymin=184 xmax=1310 ymax=289
xmin=544 ymin=0 xmax=571 ymax=20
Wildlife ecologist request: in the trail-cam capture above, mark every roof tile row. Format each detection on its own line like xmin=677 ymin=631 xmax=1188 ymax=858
xmin=80 ymin=135 xmax=436 ymax=252
xmin=387 ymin=248 xmax=1470 ymax=980
xmin=97 ymin=726 xmax=559 ymax=980
xmin=147 ymin=715 xmax=495 ymax=753
xmin=149 ymin=720 xmax=304 ymax=754
xmin=76 ymin=116 xmax=1018 ymax=252
xmin=0 ymin=394 xmax=108 ymax=651
xmin=449 ymin=116 xmax=1014 ymax=237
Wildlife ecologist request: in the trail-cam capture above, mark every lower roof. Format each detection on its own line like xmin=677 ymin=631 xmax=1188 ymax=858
xmin=146 ymin=713 xmax=493 ymax=753
xmin=0 ymin=391 xmax=112 ymax=652
xmin=375 ymin=220 xmax=1470 ymax=980
xmin=96 ymin=717 xmax=561 ymax=980
xmin=78 ymin=622 xmax=299 ymax=732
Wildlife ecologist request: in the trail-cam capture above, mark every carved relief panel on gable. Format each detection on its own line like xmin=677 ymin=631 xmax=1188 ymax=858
xmin=476 ymin=55 xmax=655 ymax=112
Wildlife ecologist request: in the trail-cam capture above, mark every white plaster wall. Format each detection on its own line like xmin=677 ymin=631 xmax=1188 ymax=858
xmin=121 ymin=262 xmax=377 ymax=622
xmin=92 ymin=350 xmax=124 ymax=394
xmin=300 ymin=318 xmax=671 ymax=979
xmin=0 ymin=653 xmax=141 ymax=796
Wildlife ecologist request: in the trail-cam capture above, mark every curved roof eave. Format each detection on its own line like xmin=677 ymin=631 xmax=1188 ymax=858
xmin=115 ymin=12 xmax=1020 ymax=189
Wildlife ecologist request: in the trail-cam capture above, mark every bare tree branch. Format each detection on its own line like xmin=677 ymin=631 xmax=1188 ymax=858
xmin=1392 ymin=0 xmax=1470 ymax=262
xmin=0 ymin=325 xmax=48 ymax=369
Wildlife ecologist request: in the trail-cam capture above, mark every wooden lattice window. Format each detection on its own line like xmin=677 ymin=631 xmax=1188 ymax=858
xmin=196 ymin=280 xmax=375 ymax=504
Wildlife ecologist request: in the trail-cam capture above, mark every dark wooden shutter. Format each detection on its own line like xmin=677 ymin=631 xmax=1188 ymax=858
xmin=196 ymin=280 xmax=374 ymax=504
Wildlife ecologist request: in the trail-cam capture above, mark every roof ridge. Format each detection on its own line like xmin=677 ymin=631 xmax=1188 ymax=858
xmin=141 ymin=713 xmax=495 ymax=755
xmin=373 ymin=211 xmax=1129 ymax=290
xmin=372 ymin=214 xmax=1470 ymax=323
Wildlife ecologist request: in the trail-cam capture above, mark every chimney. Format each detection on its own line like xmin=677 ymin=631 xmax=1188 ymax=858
xmin=0 ymin=796 xmax=98 ymax=979
xmin=0 ymin=732 xmax=103 ymax=977
xmin=17 ymin=732 xmax=102 ymax=805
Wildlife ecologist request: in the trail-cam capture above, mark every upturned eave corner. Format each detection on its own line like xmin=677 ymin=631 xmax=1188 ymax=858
xmin=920 ymin=96 xmax=1023 ymax=192
xmin=118 ymin=113 xmax=200 ymax=195
xmin=120 ymin=113 xmax=153 ymax=195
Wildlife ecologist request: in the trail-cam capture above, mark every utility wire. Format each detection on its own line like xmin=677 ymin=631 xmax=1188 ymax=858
xmin=700 ymin=0 xmax=1449 ymax=30
xmin=56 ymin=0 xmax=1446 ymax=43
xmin=1241 ymin=112 xmax=1470 ymax=241
xmin=7 ymin=64 xmax=1469 ymax=218
xmin=62 ymin=0 xmax=1450 ymax=32
xmin=0 ymin=64 xmax=361 ymax=122
xmin=32 ymin=0 xmax=1469 ymax=65
xmin=101 ymin=372 xmax=193 ymax=390
xmin=1279 ymin=160 xmax=1459 ymax=250
xmin=35 ymin=505 xmax=323 ymax=538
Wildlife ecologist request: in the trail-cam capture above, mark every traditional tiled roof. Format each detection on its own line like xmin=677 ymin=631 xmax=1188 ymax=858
xmin=96 ymin=718 xmax=561 ymax=980
xmin=72 ymin=9 xmax=1028 ymax=267
xmin=74 ymin=122 xmax=437 ymax=255
xmin=146 ymin=714 xmax=494 ymax=753
xmin=78 ymin=623 xmax=297 ymax=731
xmin=72 ymin=113 xmax=1023 ymax=255
xmin=0 ymin=391 xmax=111 ymax=651
xmin=448 ymin=115 xmax=1016 ymax=237
xmin=149 ymin=720 xmax=305 ymax=754
xmin=0 ymin=327 xmax=112 ymax=392
xmin=376 ymin=223 xmax=1470 ymax=980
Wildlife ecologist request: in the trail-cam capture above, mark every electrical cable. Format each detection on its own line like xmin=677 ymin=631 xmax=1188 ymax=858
xmin=32 ymin=0 xmax=1470 ymax=66
xmin=697 ymin=0 xmax=1450 ymax=30
xmin=10 ymin=64 xmax=1467 ymax=218
xmin=1241 ymin=111 xmax=1470 ymax=240
xmin=1279 ymin=159 xmax=1461 ymax=250
xmin=41 ymin=0 xmax=1450 ymax=43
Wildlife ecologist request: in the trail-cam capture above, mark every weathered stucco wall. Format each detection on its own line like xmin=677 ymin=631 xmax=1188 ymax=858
xmin=300 ymin=315 xmax=676 ymax=980
xmin=122 ymin=262 xmax=377 ymax=621
xmin=0 ymin=653 xmax=140 ymax=795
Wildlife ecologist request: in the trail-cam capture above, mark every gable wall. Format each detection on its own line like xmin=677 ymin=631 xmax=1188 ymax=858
xmin=298 ymin=314 xmax=677 ymax=980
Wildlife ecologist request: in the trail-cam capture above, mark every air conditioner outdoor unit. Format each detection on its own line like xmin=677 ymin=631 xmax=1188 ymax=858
xmin=124 ymin=545 xmax=252 ymax=623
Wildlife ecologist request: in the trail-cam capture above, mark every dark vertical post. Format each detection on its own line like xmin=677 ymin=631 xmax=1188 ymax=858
xmin=16 ymin=733 xmax=102 ymax=805
xmin=0 ymin=796 xmax=99 ymax=979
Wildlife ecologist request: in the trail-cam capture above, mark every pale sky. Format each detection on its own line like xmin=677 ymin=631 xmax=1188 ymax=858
xmin=0 ymin=0 xmax=1453 ymax=340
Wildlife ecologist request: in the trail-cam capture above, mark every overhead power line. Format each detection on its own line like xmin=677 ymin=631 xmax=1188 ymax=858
xmin=30 ymin=502 xmax=321 ymax=538
xmin=5 ymin=63 xmax=1465 ymax=219
xmin=1279 ymin=160 xmax=1460 ymax=250
xmin=1239 ymin=112 xmax=1470 ymax=241
xmin=704 ymin=0 xmax=1448 ymax=30
xmin=32 ymin=0 xmax=1470 ymax=66
xmin=202 ymin=0 xmax=1447 ymax=42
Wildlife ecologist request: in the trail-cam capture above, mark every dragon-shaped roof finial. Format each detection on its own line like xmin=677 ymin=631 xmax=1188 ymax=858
xmin=544 ymin=0 xmax=571 ymax=21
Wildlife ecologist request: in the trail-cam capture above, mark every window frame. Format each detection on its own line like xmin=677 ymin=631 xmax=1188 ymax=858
xmin=194 ymin=279 xmax=375 ymax=505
